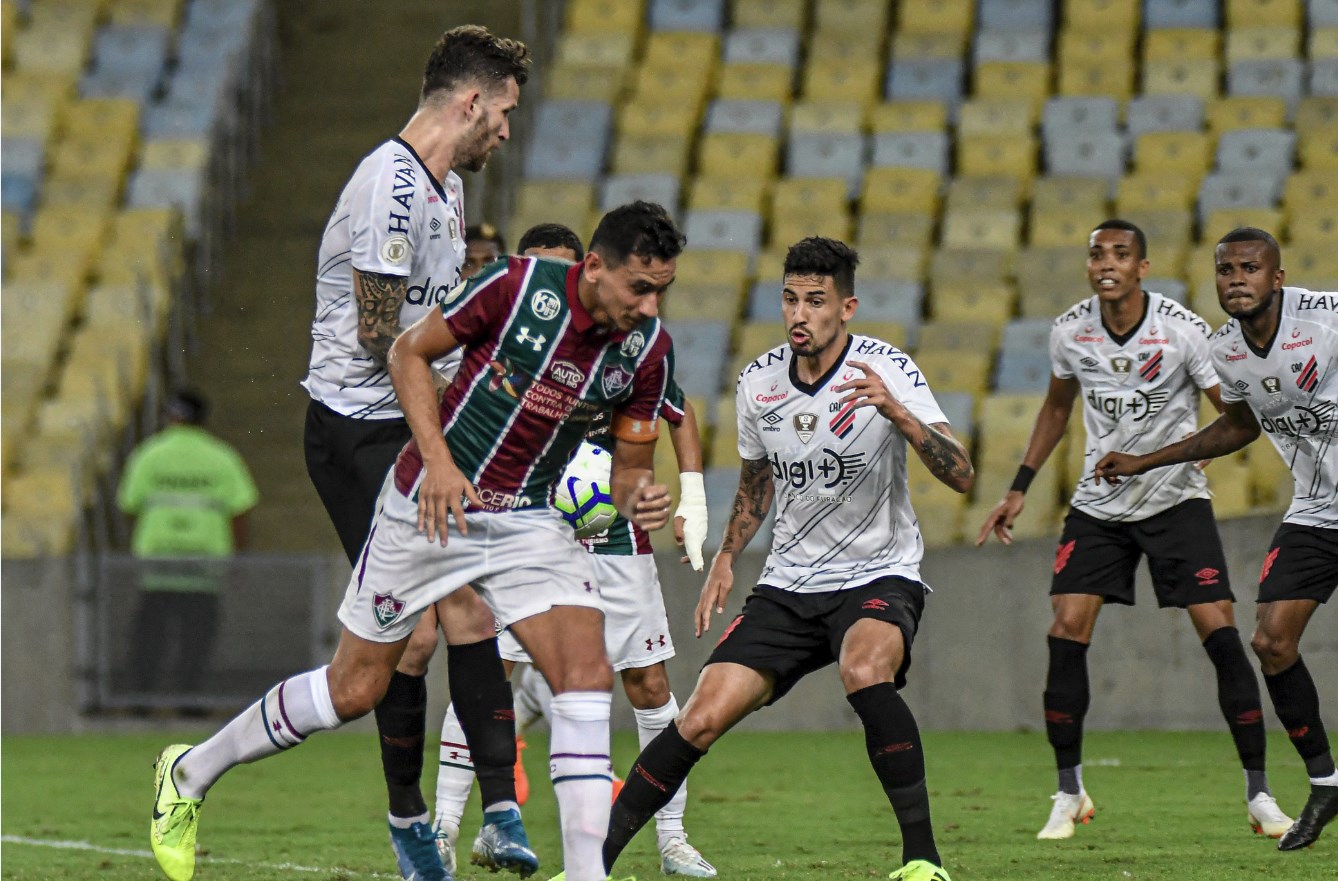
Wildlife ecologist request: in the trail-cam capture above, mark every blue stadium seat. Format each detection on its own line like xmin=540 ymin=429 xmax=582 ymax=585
xmin=1144 ymin=0 xmax=1218 ymax=29
xmin=683 ymin=209 xmax=763 ymax=256
xmin=1197 ymin=173 xmax=1283 ymax=224
xmin=885 ymin=59 xmax=964 ymax=107
xmin=127 ymin=168 xmax=206 ymax=237
xmin=973 ymin=30 xmax=1050 ymax=64
xmin=601 ymin=173 xmax=681 ymax=213
xmin=934 ymin=391 xmax=976 ymax=437
xmin=1215 ymin=129 xmax=1296 ymax=174
xmin=856 ymin=278 xmax=925 ymax=331
xmin=144 ymin=96 xmax=223 ymax=140
xmin=723 ymin=28 xmax=800 ymax=66
xmin=1 ymin=172 xmax=39 ymax=220
xmin=1228 ymin=60 xmax=1304 ymax=107
xmin=994 ymin=351 xmax=1053 ymax=393
xmin=1311 ymin=60 xmax=1338 ymax=97
xmin=93 ymin=24 xmax=171 ymax=79
xmin=704 ymin=99 xmax=785 ymax=136
xmin=1 ymin=138 xmax=45 ymax=179
xmin=978 ymin=0 xmax=1053 ymax=32
xmin=534 ymin=100 xmax=612 ymax=148
xmin=1045 ymin=133 xmax=1127 ymax=180
xmin=1313 ymin=0 xmax=1338 ymax=27
xmin=80 ymin=68 xmax=161 ymax=103
xmin=649 ymin=0 xmax=726 ymax=32
xmin=1000 ymin=318 xmax=1054 ymax=356
xmin=524 ymin=138 xmax=607 ymax=181
xmin=1042 ymin=97 xmax=1120 ymax=138
xmin=787 ymin=133 xmax=867 ymax=196
xmin=1125 ymin=95 xmax=1205 ymax=135
xmin=747 ymin=279 xmax=784 ymax=320
xmin=668 ymin=320 xmax=731 ymax=396
xmin=869 ymin=131 xmax=950 ymax=174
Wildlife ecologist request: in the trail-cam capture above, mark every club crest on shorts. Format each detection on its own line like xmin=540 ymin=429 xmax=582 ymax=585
xmin=794 ymin=412 xmax=818 ymax=443
xmin=602 ymin=365 xmax=633 ymax=397
xmin=373 ymin=594 xmax=406 ymax=630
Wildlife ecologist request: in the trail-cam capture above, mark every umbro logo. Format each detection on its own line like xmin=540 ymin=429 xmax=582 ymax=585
xmin=429 ymin=217 xmax=441 ymax=231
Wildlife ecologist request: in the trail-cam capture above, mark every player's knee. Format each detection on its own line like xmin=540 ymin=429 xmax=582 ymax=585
xmin=397 ymin=627 xmax=438 ymax=676
xmin=1049 ymin=612 xmax=1093 ymax=643
xmin=622 ymin=665 xmax=671 ymax=709
xmin=838 ymin=658 xmax=897 ymax=693
xmin=550 ymin=663 xmax=615 ymax=694
xmin=439 ymin=588 xmax=496 ymax=644
xmin=1250 ymin=629 xmax=1297 ymax=672
xmin=328 ymin=673 xmax=386 ymax=721
xmin=675 ymin=703 xmax=726 ymax=751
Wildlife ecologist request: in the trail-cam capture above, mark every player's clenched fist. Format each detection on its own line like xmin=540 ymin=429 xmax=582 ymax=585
xmin=1091 ymin=451 xmax=1147 ymax=486
xmin=629 ymin=478 xmax=672 ymax=532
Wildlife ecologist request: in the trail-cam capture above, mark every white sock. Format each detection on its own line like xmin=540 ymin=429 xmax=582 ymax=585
xmin=515 ymin=663 xmax=554 ymax=732
xmin=550 ymin=691 xmax=613 ymax=881
xmin=176 ymin=666 xmax=340 ymax=799
xmin=636 ymin=695 xmax=688 ymax=850
xmin=1310 ymin=769 xmax=1338 ymax=787
xmin=434 ymin=701 xmax=475 ymax=841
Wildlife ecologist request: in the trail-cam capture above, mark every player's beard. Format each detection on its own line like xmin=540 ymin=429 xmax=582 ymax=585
xmin=456 ymin=120 xmax=495 ymax=172
xmin=788 ymin=326 xmax=834 ymax=358
xmin=1223 ymin=287 xmax=1279 ymax=321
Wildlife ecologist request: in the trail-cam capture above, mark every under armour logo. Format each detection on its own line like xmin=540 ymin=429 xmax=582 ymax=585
xmin=515 ymin=326 xmax=546 ymax=352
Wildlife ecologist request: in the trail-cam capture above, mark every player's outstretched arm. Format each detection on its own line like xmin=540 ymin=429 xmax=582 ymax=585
xmin=610 ymin=437 xmax=672 ymax=532
xmin=1093 ymin=400 xmax=1261 ymax=485
xmin=696 ymin=457 xmax=773 ymax=637
xmin=669 ymin=400 xmax=708 ymax=570
xmin=388 ymin=309 xmax=478 ymax=544
xmin=976 ymin=373 xmax=1079 ymax=546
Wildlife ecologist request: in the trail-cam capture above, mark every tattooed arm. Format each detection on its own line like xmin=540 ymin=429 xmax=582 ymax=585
xmin=694 ymin=456 xmax=773 ymax=637
xmin=355 ymin=268 xmax=449 ymax=395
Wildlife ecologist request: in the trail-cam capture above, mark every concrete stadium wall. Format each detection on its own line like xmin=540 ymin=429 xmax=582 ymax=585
xmin=3 ymin=513 xmax=1334 ymax=736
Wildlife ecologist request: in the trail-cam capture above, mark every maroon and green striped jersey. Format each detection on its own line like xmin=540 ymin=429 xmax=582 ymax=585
xmin=392 ymin=256 xmax=673 ymax=512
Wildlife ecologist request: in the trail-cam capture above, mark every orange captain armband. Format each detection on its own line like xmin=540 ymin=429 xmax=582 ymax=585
xmin=612 ymin=411 xmax=660 ymax=443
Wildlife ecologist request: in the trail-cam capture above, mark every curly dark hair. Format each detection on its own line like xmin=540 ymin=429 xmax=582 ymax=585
xmin=589 ymin=201 xmax=685 ymax=267
xmin=518 ymin=222 xmax=584 ymax=260
xmin=421 ymin=25 xmax=530 ymax=103
xmin=783 ymin=237 xmax=860 ymax=297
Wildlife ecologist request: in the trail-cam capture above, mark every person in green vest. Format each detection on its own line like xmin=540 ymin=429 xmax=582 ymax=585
xmin=118 ymin=389 xmax=259 ymax=697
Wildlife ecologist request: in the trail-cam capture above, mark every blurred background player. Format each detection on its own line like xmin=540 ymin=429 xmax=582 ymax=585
xmin=1094 ymin=227 xmax=1338 ymax=851
xmin=599 ymin=238 xmax=973 ymax=881
xmin=462 ymin=221 xmax=506 ymax=279
xmin=975 ymin=220 xmax=1286 ymax=840
xmin=516 ymin=222 xmax=584 ymax=263
xmin=296 ymin=25 xmax=532 ymax=881
xmin=118 ymin=389 xmax=258 ymax=704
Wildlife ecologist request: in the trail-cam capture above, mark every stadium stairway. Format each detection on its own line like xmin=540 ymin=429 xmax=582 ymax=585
xmin=187 ymin=0 xmax=521 ymax=551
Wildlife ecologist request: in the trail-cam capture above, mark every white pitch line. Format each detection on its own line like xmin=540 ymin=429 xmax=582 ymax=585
xmin=1 ymin=834 xmax=397 ymax=877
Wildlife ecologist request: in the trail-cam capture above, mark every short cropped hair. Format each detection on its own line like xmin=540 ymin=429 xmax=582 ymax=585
xmin=589 ymin=201 xmax=685 ymax=267
xmin=783 ymin=237 xmax=860 ymax=297
xmin=166 ymin=388 xmax=209 ymax=426
xmin=465 ymin=222 xmax=506 ymax=253
xmin=421 ymin=25 xmax=530 ymax=103
xmin=518 ymin=222 xmax=584 ymax=260
xmin=1217 ymin=226 xmax=1281 ymax=257
xmin=1092 ymin=219 xmax=1148 ymax=260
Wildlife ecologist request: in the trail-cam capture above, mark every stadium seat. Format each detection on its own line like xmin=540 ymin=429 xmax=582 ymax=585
xmin=869 ymin=132 xmax=950 ymax=175
xmin=910 ymin=350 xmax=993 ymax=394
xmin=667 ymin=284 xmax=746 ymax=322
xmin=790 ymin=101 xmax=863 ymax=136
xmin=886 ymin=59 xmax=965 ymax=107
xmin=1225 ymin=27 xmax=1300 ymax=64
xmin=732 ymin=0 xmax=806 ymax=30
xmin=1206 ymin=96 xmax=1288 ymax=133
xmin=566 ymin=0 xmax=645 ymax=35
xmin=1284 ymin=170 xmax=1338 ymax=210
xmin=1142 ymin=59 xmax=1222 ymax=100
xmin=544 ymin=65 xmax=626 ymax=103
xmin=1058 ymin=29 xmax=1136 ymax=66
xmin=687 ymin=176 xmax=769 ymax=213
xmin=683 ymin=210 xmax=763 ymax=256
xmin=770 ymin=214 xmax=853 ymax=249
xmin=994 ymin=351 xmax=1054 ymax=392
xmin=849 ymin=320 xmax=909 ymax=351
xmin=1143 ymin=28 xmax=1219 ymax=61
xmin=1295 ymin=97 xmax=1338 ymax=133
xmin=1203 ymin=207 xmax=1284 ymax=240
xmin=917 ymin=319 xmax=1001 ymax=353
xmin=715 ymin=64 xmax=794 ymax=103
xmin=1118 ymin=171 xmax=1199 ymax=212
xmin=1145 ymin=0 xmax=1218 ymax=28
xmin=535 ymin=99 xmax=613 ymax=144
xmin=1121 ymin=209 xmax=1193 ymax=253
xmin=931 ymin=248 xmax=1012 ymax=284
xmin=1197 ymin=173 xmax=1283 ymax=224
xmin=723 ymin=28 xmax=800 ymax=66
xmin=1215 ymin=129 xmax=1295 ymax=174
xmin=526 ymin=138 xmax=608 ymax=180
xmin=1314 ymin=0 xmax=1338 ymax=27
xmin=556 ymin=32 xmax=635 ymax=69
xmin=972 ymin=61 xmax=1052 ymax=106
xmin=973 ymin=30 xmax=1051 ymax=64
xmin=1126 ymin=95 xmax=1205 ymax=136
xmin=957 ymin=134 xmax=1037 ymax=180
xmin=800 ymin=58 xmax=882 ymax=108
xmin=892 ymin=32 xmax=968 ymax=61
xmin=1029 ymin=209 xmax=1098 ymax=248
xmin=941 ymin=208 xmax=1021 ymax=251
xmin=979 ymin=0 xmax=1054 ymax=32
xmin=861 ymin=167 xmax=942 ymax=214
xmin=671 ymin=319 xmax=732 ymax=395
xmin=516 ymin=181 xmax=596 ymax=220
xmin=787 ymin=133 xmax=867 ymax=196
xmin=944 ymin=175 xmax=1025 ymax=212
xmin=610 ymin=135 xmax=692 ymax=177
xmin=602 ymin=173 xmax=681 ymax=213
xmin=857 ymin=212 xmax=936 ymax=249
xmin=675 ymin=249 xmax=750 ymax=292
xmin=856 ymin=279 xmax=926 ymax=327
xmin=1228 ymin=60 xmax=1304 ymax=106
xmin=1287 ymin=242 xmax=1338 ymax=279
xmin=1143 ymin=277 xmax=1188 ymax=303
xmin=898 ymin=0 xmax=974 ymax=36
xmin=618 ymin=101 xmax=698 ymax=140
xmin=859 ymin=244 xmax=932 ymax=283
xmin=1134 ymin=131 xmax=1213 ymax=174
xmin=1311 ymin=28 xmax=1338 ymax=60
xmin=645 ymin=32 xmax=721 ymax=76
xmin=772 ymin=178 xmax=848 ymax=221
xmin=1031 ymin=176 xmax=1110 ymax=214
xmin=958 ymin=98 xmax=1036 ymax=136
xmin=931 ymin=279 xmax=1017 ymax=324
xmin=934 ymin=390 xmax=978 ymax=439
xmin=866 ymin=101 xmax=949 ymax=133
xmin=1065 ymin=0 xmax=1141 ymax=31
xmin=630 ymin=66 xmax=712 ymax=110
xmin=1045 ymin=133 xmax=1127 ymax=180
xmin=1042 ymin=96 xmax=1120 ymax=138
xmin=811 ymin=31 xmax=885 ymax=64
xmin=1299 ymin=126 xmax=1338 ymax=169
xmin=649 ymin=0 xmax=725 ymax=32
xmin=979 ymin=393 xmax=1047 ymax=439
xmin=1059 ymin=58 xmax=1136 ymax=99
xmin=812 ymin=0 xmax=890 ymax=34
xmin=705 ymin=99 xmax=784 ymax=136
xmin=1311 ymin=60 xmax=1338 ymax=97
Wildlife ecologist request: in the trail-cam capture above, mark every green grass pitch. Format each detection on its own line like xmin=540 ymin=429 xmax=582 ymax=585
xmin=2 ymin=730 xmax=1333 ymax=880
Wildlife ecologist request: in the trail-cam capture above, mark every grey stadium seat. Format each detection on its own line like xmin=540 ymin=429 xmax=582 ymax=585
xmin=787 ymin=133 xmax=867 ymax=196
xmin=1143 ymin=0 xmax=1217 ymax=29
xmin=667 ymin=320 xmax=731 ymax=396
xmin=855 ymin=279 xmax=925 ymax=331
xmin=1045 ymin=133 xmax=1126 ymax=180
xmin=994 ymin=351 xmax=1054 ymax=393
xmin=1197 ymin=173 xmax=1283 ymax=224
xmin=1313 ymin=0 xmax=1338 ymax=27
xmin=973 ymin=30 xmax=1050 ymax=64
xmin=869 ymin=131 xmax=950 ymax=174
xmin=1125 ymin=95 xmax=1204 ymax=136
xmin=747 ymin=279 xmax=784 ymax=321
xmin=1311 ymin=60 xmax=1338 ymax=98
xmin=978 ymin=0 xmax=1053 ymax=32
xmin=704 ymin=99 xmax=784 ymax=136
xmin=934 ymin=391 xmax=976 ymax=438
xmin=524 ymin=138 xmax=606 ymax=181
xmin=127 ymin=168 xmax=207 ymax=237
xmin=1229 ymin=60 xmax=1304 ymax=107
xmin=649 ymin=0 xmax=725 ymax=32
xmin=533 ymin=100 xmax=611 ymax=146
xmin=1215 ymin=129 xmax=1296 ymax=175
xmin=600 ymin=174 xmax=681 ymax=213
xmin=724 ymin=28 xmax=800 ymax=66
xmin=1000 ymin=318 xmax=1054 ymax=356
xmin=1043 ymin=97 xmax=1120 ymax=137
xmin=682 ymin=209 xmax=763 ymax=255
xmin=886 ymin=59 xmax=964 ymax=106
xmin=1145 ymin=279 xmax=1188 ymax=304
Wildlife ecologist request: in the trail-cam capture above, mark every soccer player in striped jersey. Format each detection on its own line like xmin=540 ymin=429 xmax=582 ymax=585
xmin=598 ymin=238 xmax=973 ymax=881
xmin=149 ymin=202 xmax=685 ymax=881
xmin=1095 ymin=228 xmax=1338 ymax=851
xmin=976 ymin=220 xmax=1287 ymax=840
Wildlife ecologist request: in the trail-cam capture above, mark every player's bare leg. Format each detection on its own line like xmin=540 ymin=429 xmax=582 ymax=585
xmin=510 ymin=606 xmax=615 ymax=881
xmin=1253 ymin=599 xmax=1338 ymax=850
xmin=839 ymin=619 xmax=944 ymax=874
xmin=1038 ymin=594 xmax=1102 ymax=839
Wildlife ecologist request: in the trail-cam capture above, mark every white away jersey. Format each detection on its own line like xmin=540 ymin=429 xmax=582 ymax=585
xmin=302 ymin=138 xmax=467 ymax=419
xmin=1050 ymin=292 xmax=1218 ymax=522
xmin=1214 ymin=287 xmax=1338 ymax=528
xmin=736 ymin=334 xmax=948 ymax=593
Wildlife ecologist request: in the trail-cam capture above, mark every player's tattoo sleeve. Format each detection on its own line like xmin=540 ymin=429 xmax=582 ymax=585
xmin=910 ymin=419 xmax=974 ymax=492
xmin=355 ymin=270 xmax=409 ymax=364
xmin=719 ymin=456 xmax=773 ymax=555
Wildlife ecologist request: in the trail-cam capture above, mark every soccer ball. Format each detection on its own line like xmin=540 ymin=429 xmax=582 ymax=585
xmin=553 ymin=441 xmax=618 ymax=538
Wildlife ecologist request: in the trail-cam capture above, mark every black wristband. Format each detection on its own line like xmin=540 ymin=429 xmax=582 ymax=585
xmin=1010 ymin=465 xmax=1036 ymax=494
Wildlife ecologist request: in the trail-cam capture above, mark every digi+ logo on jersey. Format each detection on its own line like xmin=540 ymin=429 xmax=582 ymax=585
xmin=1084 ymin=388 xmax=1170 ymax=422
xmin=405 ymin=277 xmax=454 ymax=305
xmin=769 ymin=449 xmax=866 ymax=491
xmin=1259 ymin=402 xmax=1336 ymax=439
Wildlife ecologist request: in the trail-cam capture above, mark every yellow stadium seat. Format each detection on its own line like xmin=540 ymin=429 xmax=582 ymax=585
xmin=12 ymin=22 xmax=91 ymax=76
xmin=957 ymin=134 xmax=1037 ymax=180
xmin=941 ymin=208 xmax=1022 ymax=251
xmin=812 ymin=0 xmax=890 ymax=34
xmin=1286 ymin=243 xmax=1338 ymax=280
xmin=979 ymin=393 xmax=1046 ymax=436
xmin=48 ymin=137 xmax=134 ymax=182
xmin=790 ymin=101 xmax=864 ymax=135
xmin=1030 ymin=209 xmax=1098 ymax=248
xmin=618 ymin=101 xmax=700 ymax=140
xmin=861 ymin=167 xmax=942 ymax=214
xmin=716 ymin=64 xmax=794 ymax=104
xmin=852 ymin=321 xmax=910 ymax=351
xmin=1063 ymin=426 xmax=1089 ymax=487
xmin=1295 ymin=97 xmax=1338 ymax=133
xmin=611 ymin=135 xmax=692 ymax=177
xmin=1184 ymin=243 xmax=1221 ymax=288
xmin=917 ymin=319 xmax=1001 ymax=353
xmin=33 ymin=203 xmax=109 ymax=256
xmin=1058 ymin=29 xmax=1136 ymax=65
xmin=973 ymin=61 xmax=1051 ymax=106
xmin=515 ymin=181 xmax=596 ymax=219
xmin=772 ymin=177 xmax=848 ymax=218
xmin=731 ymin=322 xmax=785 ymax=372
xmin=1202 ymin=208 xmax=1284 ymax=243
xmin=857 ymin=212 xmax=936 ymax=249
xmin=931 ymin=248 xmax=1012 ymax=282
xmin=752 ymin=245 xmax=791 ymax=279
xmin=911 ymin=350 xmax=992 ymax=394
xmin=1059 ymin=58 xmax=1135 ymax=99
xmin=1143 ymin=28 xmax=1220 ymax=62
xmin=1133 ymin=131 xmax=1214 ymax=175
xmin=567 ymin=0 xmax=644 ymax=34
xmin=1206 ymin=461 xmax=1255 ymax=517
xmin=108 ymin=0 xmax=182 ymax=27
xmin=1206 ymin=96 xmax=1288 ymax=133
xmin=0 ymin=0 xmax=15 ymax=68
xmin=699 ymin=132 xmax=780 ymax=179
xmin=631 ymin=66 xmax=711 ymax=109
xmin=930 ymin=279 xmax=1017 ymax=324
xmin=139 ymin=138 xmax=210 ymax=173
xmin=1299 ymin=127 xmax=1338 ymax=170
xmin=1 ymin=96 xmax=59 ymax=143
xmin=1226 ymin=0 xmax=1302 ymax=28
xmin=891 ymin=32 xmax=966 ymax=59
xmin=40 ymin=175 xmax=122 ymax=211
xmin=688 ymin=176 xmax=770 ymax=214
xmin=1064 ymin=0 xmax=1140 ymax=31
xmin=1117 ymin=172 xmax=1199 ymax=213
xmin=1284 ymin=170 xmax=1338 ymax=210
xmin=1225 ymin=27 xmax=1300 ymax=63
xmin=555 ymin=32 xmax=635 ymax=69
xmin=61 ymin=98 xmax=140 ymax=146
xmin=644 ymin=32 xmax=720 ymax=72
xmin=957 ymin=98 xmax=1036 ymax=137
xmin=770 ymin=213 xmax=854 ymax=249
xmin=802 ymin=58 xmax=881 ymax=106
xmin=1248 ymin=446 xmax=1293 ymax=510
xmin=1142 ymin=59 xmax=1221 ymax=100
xmin=709 ymin=427 xmax=743 ymax=470
xmin=1310 ymin=28 xmax=1338 ymax=60
xmin=1281 ymin=207 xmax=1338 ymax=244
xmin=859 ymin=244 xmax=931 ymax=281
xmin=732 ymin=0 xmax=806 ymax=29
xmin=1031 ymin=176 xmax=1110 ymax=215
xmin=945 ymin=175 xmax=1026 ymax=211
xmin=665 ymin=284 xmax=746 ymax=323
xmin=544 ymin=64 xmax=627 ymax=103
xmin=673 ymin=250 xmax=751 ymax=290
xmin=867 ymin=101 xmax=949 ymax=133
xmin=899 ymin=0 xmax=974 ymax=36
xmin=1120 ymin=209 xmax=1193 ymax=252
xmin=810 ymin=29 xmax=885 ymax=62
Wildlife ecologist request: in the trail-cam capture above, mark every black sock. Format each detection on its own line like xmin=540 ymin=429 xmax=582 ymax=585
xmin=848 ymin=683 xmax=940 ymax=867
xmin=1044 ymin=636 xmax=1090 ymax=790
xmin=375 ymin=671 xmax=428 ymax=818
xmin=1202 ymin=627 xmax=1268 ymax=792
xmin=604 ymin=721 xmax=704 ymax=872
xmin=1264 ymin=656 xmax=1337 ymax=779
xmin=447 ymin=638 xmax=518 ymax=808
